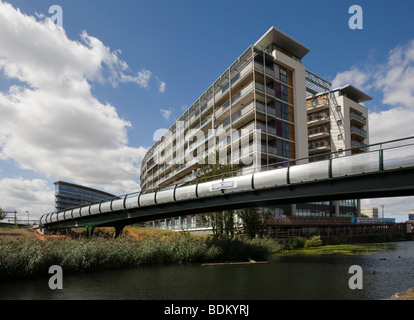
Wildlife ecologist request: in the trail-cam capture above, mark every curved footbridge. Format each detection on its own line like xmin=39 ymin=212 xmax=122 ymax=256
xmin=40 ymin=137 xmax=414 ymax=238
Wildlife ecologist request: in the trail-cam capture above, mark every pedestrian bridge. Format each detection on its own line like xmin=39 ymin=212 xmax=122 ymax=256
xmin=40 ymin=136 xmax=414 ymax=237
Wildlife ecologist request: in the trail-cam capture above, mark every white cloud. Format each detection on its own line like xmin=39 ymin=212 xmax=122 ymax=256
xmin=0 ymin=177 xmax=54 ymax=219
xmin=333 ymin=39 xmax=414 ymax=217
xmin=0 ymin=1 xmax=153 ymax=201
xmin=154 ymin=76 xmax=166 ymax=93
xmin=374 ymin=40 xmax=414 ymax=109
xmin=135 ymin=69 xmax=152 ymax=88
xmin=332 ymin=39 xmax=414 ymax=144
xmin=331 ymin=67 xmax=372 ymax=91
xmin=159 ymin=81 xmax=166 ymax=93
xmin=160 ymin=108 xmax=172 ymax=121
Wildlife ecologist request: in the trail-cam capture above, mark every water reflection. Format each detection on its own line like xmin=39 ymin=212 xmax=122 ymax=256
xmin=1 ymin=241 xmax=413 ymax=300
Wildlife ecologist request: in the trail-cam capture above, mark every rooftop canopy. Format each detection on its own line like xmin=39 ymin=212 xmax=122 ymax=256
xmin=335 ymin=84 xmax=372 ymax=103
xmin=254 ymin=26 xmax=310 ymax=60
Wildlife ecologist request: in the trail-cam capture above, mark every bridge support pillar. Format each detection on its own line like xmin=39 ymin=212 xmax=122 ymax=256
xmin=291 ymin=204 xmax=296 ymax=216
xmin=357 ymin=199 xmax=361 ymax=217
xmin=86 ymin=226 xmax=95 ymax=239
xmin=114 ymin=225 xmax=124 ymax=238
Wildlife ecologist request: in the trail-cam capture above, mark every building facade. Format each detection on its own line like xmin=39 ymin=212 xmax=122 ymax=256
xmin=141 ymin=27 xmax=309 ymax=193
xmin=140 ymin=27 xmax=371 ymax=231
xmin=54 ymin=181 xmax=116 ymax=212
xmin=307 ymin=85 xmax=370 ymax=161
xmin=361 ymin=208 xmax=379 ymax=218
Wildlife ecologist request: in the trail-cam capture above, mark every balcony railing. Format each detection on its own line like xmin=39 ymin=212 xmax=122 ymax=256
xmin=309 ymin=140 xmax=331 ymax=151
xmin=307 ymin=113 xmax=329 ymax=123
xmin=352 ymin=141 xmax=368 ymax=151
xmin=350 ymin=112 xmax=367 ymax=124
xmin=308 ymin=127 xmax=329 ymax=136
xmin=351 ymin=126 xmax=367 ymax=137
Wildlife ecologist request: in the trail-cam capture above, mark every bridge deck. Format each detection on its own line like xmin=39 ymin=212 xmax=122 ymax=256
xmin=40 ymin=136 xmax=414 ymax=236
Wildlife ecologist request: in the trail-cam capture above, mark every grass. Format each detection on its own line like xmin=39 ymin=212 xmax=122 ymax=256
xmin=274 ymin=242 xmax=391 ymax=256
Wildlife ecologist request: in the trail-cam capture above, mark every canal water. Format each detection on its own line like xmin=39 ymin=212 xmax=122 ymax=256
xmin=1 ymin=241 xmax=414 ymax=300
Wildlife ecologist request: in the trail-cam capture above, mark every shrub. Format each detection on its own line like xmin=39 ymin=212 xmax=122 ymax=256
xmin=304 ymin=235 xmax=322 ymax=248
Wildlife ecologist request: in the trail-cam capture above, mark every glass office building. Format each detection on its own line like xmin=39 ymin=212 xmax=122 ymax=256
xmin=54 ymin=181 xmax=116 ymax=212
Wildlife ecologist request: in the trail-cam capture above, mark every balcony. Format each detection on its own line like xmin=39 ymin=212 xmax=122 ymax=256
xmin=351 ymin=140 xmax=368 ymax=152
xmin=308 ymin=140 xmax=331 ymax=154
xmin=351 ymin=126 xmax=367 ymax=138
xmin=307 ymin=113 xmax=330 ymax=126
xmin=350 ymin=112 xmax=367 ymax=125
xmin=307 ymin=98 xmax=329 ymax=113
xmin=214 ymin=82 xmax=254 ymax=119
xmin=308 ymin=127 xmax=330 ymax=140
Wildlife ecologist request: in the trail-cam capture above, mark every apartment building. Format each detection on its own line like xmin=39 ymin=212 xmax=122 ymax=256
xmin=307 ymin=84 xmax=371 ymax=161
xmin=140 ymin=27 xmax=371 ymax=230
xmin=141 ymin=27 xmax=309 ymax=192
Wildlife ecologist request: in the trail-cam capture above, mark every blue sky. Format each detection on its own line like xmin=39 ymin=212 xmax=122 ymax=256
xmin=1 ymin=0 xmax=414 ymax=221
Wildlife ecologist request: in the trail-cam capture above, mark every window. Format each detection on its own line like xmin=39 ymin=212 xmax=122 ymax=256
xmin=281 ymin=103 xmax=289 ymax=120
xmin=275 ymin=82 xmax=289 ymax=102
xmin=337 ymin=120 xmax=342 ymax=126
xmin=231 ymin=73 xmax=240 ymax=85
xmin=330 ymin=91 xmax=341 ymax=98
xmin=280 ymin=67 xmax=287 ymax=83
xmin=282 ymin=122 xmax=290 ymax=139
xmin=336 ymin=105 xmax=342 ymax=112
xmin=282 ymin=141 xmax=290 ymax=158
xmin=338 ymin=134 xmax=343 ymax=140
xmin=221 ymin=82 xmax=229 ymax=94
xmin=223 ymin=118 xmax=230 ymax=128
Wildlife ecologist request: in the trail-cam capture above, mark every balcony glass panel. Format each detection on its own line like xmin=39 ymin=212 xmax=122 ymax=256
xmin=350 ymin=112 xmax=367 ymax=123
xmin=351 ymin=126 xmax=367 ymax=137
xmin=332 ymin=152 xmax=379 ymax=177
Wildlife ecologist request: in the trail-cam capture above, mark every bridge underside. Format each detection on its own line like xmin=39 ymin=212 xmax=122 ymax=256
xmin=43 ymin=167 xmax=414 ymax=236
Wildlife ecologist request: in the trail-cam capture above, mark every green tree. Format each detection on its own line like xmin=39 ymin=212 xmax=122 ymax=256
xmin=0 ymin=207 xmax=6 ymax=221
xmin=196 ymin=151 xmax=237 ymax=238
xmin=238 ymin=207 xmax=271 ymax=238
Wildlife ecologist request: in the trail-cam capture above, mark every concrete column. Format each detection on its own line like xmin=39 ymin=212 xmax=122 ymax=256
xmin=357 ymin=199 xmax=361 ymax=217
xmin=335 ymin=201 xmax=340 ymax=217
xmin=114 ymin=225 xmax=124 ymax=238
xmin=291 ymin=204 xmax=297 ymax=216
xmin=86 ymin=226 xmax=95 ymax=239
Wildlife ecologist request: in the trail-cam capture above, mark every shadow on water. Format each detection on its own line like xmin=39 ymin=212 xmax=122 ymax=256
xmin=1 ymin=241 xmax=413 ymax=300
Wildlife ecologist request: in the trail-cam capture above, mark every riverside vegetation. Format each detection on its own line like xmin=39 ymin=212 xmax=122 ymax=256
xmin=0 ymin=226 xmax=285 ymax=281
xmin=0 ymin=226 xmax=408 ymax=282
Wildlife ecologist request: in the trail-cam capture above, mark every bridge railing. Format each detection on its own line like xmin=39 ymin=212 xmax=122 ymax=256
xmin=181 ymin=135 xmax=414 ymax=188
xmin=40 ymin=136 xmax=414 ymax=225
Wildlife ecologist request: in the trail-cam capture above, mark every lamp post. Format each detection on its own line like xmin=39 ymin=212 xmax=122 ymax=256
xmin=381 ymin=205 xmax=384 ymax=219
xmin=26 ymin=211 xmax=29 ymax=227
